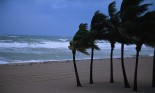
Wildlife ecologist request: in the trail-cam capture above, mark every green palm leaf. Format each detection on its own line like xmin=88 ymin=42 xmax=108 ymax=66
xmin=121 ymin=0 xmax=144 ymax=13
xmin=69 ymin=23 xmax=100 ymax=55
xmin=108 ymin=1 xmax=117 ymax=18
xmin=91 ymin=11 xmax=108 ymax=40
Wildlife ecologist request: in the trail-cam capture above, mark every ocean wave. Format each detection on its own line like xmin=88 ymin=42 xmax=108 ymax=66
xmin=0 ymin=61 xmax=10 ymax=64
xmin=0 ymin=35 xmax=20 ymax=38
xmin=0 ymin=41 xmax=69 ymax=49
xmin=97 ymin=43 xmax=153 ymax=50
xmin=97 ymin=43 xmax=136 ymax=50
xmin=0 ymin=40 xmax=13 ymax=42
xmin=0 ymin=41 xmax=152 ymax=50
xmin=0 ymin=59 xmax=73 ymax=64
xmin=149 ymin=53 xmax=154 ymax=56
xmin=58 ymin=39 xmax=68 ymax=42
xmin=0 ymin=57 xmax=9 ymax=64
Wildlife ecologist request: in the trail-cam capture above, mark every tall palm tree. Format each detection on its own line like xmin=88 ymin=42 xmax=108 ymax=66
xmin=69 ymin=23 xmax=89 ymax=87
xmin=131 ymin=6 xmax=154 ymax=92
xmin=89 ymin=11 xmax=107 ymax=84
xmin=108 ymin=1 xmax=130 ymax=87
xmin=107 ymin=1 xmax=119 ymax=83
xmin=117 ymin=25 xmax=133 ymax=88
xmin=88 ymin=31 xmax=100 ymax=84
xmin=139 ymin=11 xmax=155 ymax=87
xmin=117 ymin=24 xmax=133 ymax=88
xmin=69 ymin=23 xmax=100 ymax=86
xmin=69 ymin=41 xmax=82 ymax=87
xmin=120 ymin=0 xmax=152 ymax=91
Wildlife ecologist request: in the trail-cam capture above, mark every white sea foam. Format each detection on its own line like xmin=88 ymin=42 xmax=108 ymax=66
xmin=58 ymin=39 xmax=68 ymax=42
xmin=0 ymin=59 xmax=72 ymax=64
xmin=1 ymin=35 xmax=20 ymax=38
xmin=97 ymin=43 xmax=135 ymax=50
xmin=97 ymin=43 xmax=153 ymax=50
xmin=0 ymin=41 xmax=69 ymax=49
xmin=0 ymin=60 xmax=10 ymax=64
xmin=149 ymin=54 xmax=154 ymax=56
xmin=0 ymin=40 xmax=152 ymax=50
xmin=0 ymin=35 xmax=153 ymax=65
xmin=0 ymin=40 xmax=13 ymax=42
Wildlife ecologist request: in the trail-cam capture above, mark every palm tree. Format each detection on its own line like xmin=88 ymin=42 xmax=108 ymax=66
xmin=89 ymin=11 xmax=107 ymax=84
xmin=108 ymin=1 xmax=131 ymax=87
xmin=132 ymin=6 xmax=154 ymax=92
xmin=120 ymin=0 xmax=152 ymax=91
xmin=88 ymin=32 xmax=100 ymax=84
xmin=116 ymin=24 xmax=133 ymax=88
xmin=69 ymin=23 xmax=89 ymax=87
xmin=69 ymin=41 xmax=82 ymax=87
xmin=139 ymin=11 xmax=155 ymax=87
xmin=116 ymin=24 xmax=133 ymax=89
xmin=69 ymin=23 xmax=100 ymax=86
xmin=107 ymin=1 xmax=119 ymax=83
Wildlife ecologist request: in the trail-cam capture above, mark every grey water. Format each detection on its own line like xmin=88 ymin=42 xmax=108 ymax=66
xmin=0 ymin=35 xmax=153 ymax=64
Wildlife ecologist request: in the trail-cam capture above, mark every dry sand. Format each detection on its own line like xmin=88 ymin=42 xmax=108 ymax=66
xmin=0 ymin=57 xmax=155 ymax=93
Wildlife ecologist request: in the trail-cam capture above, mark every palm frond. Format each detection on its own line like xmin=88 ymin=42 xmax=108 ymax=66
xmin=121 ymin=0 xmax=144 ymax=13
xmin=73 ymin=23 xmax=88 ymax=41
xmin=90 ymin=11 xmax=108 ymax=40
xmin=91 ymin=11 xmax=108 ymax=30
xmin=144 ymin=35 xmax=155 ymax=48
xmin=120 ymin=0 xmax=145 ymax=22
xmin=122 ymin=6 xmax=140 ymax=22
xmin=77 ymin=49 xmax=90 ymax=55
xmin=115 ymin=11 xmax=120 ymax=16
xmin=108 ymin=1 xmax=117 ymax=18
xmin=93 ymin=44 xmax=100 ymax=50
xmin=137 ymin=4 xmax=152 ymax=16
xmin=142 ymin=10 xmax=155 ymax=20
xmin=70 ymin=23 xmax=101 ymax=55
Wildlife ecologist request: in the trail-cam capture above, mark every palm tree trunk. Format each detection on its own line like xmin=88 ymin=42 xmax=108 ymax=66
xmin=133 ymin=45 xmax=141 ymax=91
xmin=90 ymin=47 xmax=94 ymax=84
xmin=152 ymin=49 xmax=155 ymax=87
xmin=121 ymin=43 xmax=130 ymax=88
xmin=110 ymin=43 xmax=114 ymax=83
xmin=72 ymin=49 xmax=82 ymax=87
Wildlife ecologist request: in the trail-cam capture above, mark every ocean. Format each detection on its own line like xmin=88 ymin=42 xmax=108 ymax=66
xmin=0 ymin=35 xmax=154 ymax=64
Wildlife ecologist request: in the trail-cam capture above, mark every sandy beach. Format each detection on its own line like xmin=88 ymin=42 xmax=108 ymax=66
xmin=0 ymin=57 xmax=155 ymax=93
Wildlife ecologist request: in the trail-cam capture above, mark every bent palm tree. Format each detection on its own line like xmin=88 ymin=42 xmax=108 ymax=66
xmin=88 ymin=31 xmax=100 ymax=84
xmin=120 ymin=0 xmax=153 ymax=91
xmin=108 ymin=1 xmax=118 ymax=83
xmin=132 ymin=6 xmax=154 ymax=92
xmin=109 ymin=1 xmax=130 ymax=87
xmin=89 ymin=11 xmax=107 ymax=84
xmin=139 ymin=11 xmax=155 ymax=87
xmin=69 ymin=23 xmax=89 ymax=87
xmin=69 ymin=41 xmax=82 ymax=87
xmin=88 ymin=35 xmax=100 ymax=84
xmin=69 ymin=23 xmax=99 ymax=86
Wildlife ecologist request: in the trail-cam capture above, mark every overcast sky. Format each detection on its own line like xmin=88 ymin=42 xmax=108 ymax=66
xmin=0 ymin=0 xmax=154 ymax=36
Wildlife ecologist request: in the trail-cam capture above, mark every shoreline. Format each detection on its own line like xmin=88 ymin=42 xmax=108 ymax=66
xmin=0 ymin=56 xmax=153 ymax=66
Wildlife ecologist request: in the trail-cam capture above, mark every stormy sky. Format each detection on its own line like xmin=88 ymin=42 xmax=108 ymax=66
xmin=0 ymin=0 xmax=154 ymax=36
